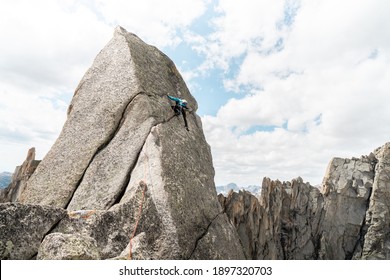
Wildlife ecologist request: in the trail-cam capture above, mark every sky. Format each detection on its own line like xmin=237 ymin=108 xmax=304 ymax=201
xmin=1 ymin=0 xmax=389 ymax=187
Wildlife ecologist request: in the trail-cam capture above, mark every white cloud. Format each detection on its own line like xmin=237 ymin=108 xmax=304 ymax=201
xmin=190 ymin=0 xmax=289 ymax=72
xmin=202 ymin=0 xmax=390 ymax=186
xmin=95 ymin=0 xmax=209 ymax=47
xmin=0 ymin=0 xmax=114 ymax=171
xmin=0 ymin=0 xmax=112 ymax=92
xmin=0 ymin=89 xmax=67 ymax=171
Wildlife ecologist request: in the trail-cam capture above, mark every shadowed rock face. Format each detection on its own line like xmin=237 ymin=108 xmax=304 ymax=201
xmin=218 ymin=190 xmax=262 ymax=259
xmin=362 ymin=143 xmax=390 ymax=259
xmin=1 ymin=26 xmax=244 ymax=260
xmin=258 ymin=177 xmax=324 ymax=260
xmin=319 ymin=155 xmax=376 ymax=259
xmin=221 ymin=178 xmax=323 ymax=260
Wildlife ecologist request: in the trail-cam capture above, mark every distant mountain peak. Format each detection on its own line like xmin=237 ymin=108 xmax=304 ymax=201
xmin=0 ymin=172 xmax=13 ymax=189
xmin=216 ymin=183 xmax=261 ymax=196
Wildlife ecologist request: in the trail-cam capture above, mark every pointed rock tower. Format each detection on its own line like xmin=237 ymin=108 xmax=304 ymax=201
xmin=14 ymin=26 xmax=244 ymax=259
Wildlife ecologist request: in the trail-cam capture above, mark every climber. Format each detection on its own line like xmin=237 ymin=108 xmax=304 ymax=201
xmin=167 ymin=95 xmax=190 ymax=131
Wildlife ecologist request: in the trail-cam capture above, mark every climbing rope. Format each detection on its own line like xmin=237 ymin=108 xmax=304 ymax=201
xmin=68 ymin=210 xmax=96 ymax=220
xmin=128 ymin=140 xmax=152 ymax=260
xmin=128 ymin=180 xmax=147 ymax=260
xmin=127 ymin=113 xmax=177 ymax=259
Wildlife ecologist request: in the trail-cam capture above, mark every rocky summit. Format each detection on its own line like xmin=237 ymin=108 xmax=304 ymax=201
xmin=0 ymin=26 xmax=244 ymax=260
xmin=1 ymin=26 xmax=389 ymax=260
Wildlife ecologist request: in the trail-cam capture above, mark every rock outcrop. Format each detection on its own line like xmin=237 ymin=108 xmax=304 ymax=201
xmin=220 ymin=143 xmax=390 ymax=260
xmin=1 ymin=26 xmax=244 ymax=260
xmin=0 ymin=148 xmax=40 ymax=203
xmin=257 ymin=178 xmax=323 ymax=260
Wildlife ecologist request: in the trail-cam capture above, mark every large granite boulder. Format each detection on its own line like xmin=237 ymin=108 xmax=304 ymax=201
xmin=37 ymin=233 xmax=101 ymax=260
xmin=14 ymin=26 xmax=244 ymax=260
xmin=49 ymin=183 xmax=163 ymax=259
xmin=0 ymin=203 xmax=66 ymax=259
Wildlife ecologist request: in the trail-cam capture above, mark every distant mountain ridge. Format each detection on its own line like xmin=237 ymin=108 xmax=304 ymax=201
xmin=0 ymin=172 xmax=12 ymax=189
xmin=216 ymin=183 xmax=261 ymax=196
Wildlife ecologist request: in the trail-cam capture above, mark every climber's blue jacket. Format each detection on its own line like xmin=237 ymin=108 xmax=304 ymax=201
xmin=167 ymin=95 xmax=190 ymax=131
xmin=167 ymin=95 xmax=188 ymax=108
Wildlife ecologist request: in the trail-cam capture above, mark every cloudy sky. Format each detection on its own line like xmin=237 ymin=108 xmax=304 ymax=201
xmin=1 ymin=0 xmax=389 ymax=187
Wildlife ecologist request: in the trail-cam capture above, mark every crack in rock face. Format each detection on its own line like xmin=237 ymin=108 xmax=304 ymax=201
xmin=362 ymin=143 xmax=390 ymax=259
xmin=66 ymin=93 xmax=172 ymax=211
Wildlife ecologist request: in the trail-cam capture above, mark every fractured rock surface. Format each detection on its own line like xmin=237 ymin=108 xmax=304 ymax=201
xmin=319 ymin=155 xmax=376 ymax=259
xmin=362 ymin=143 xmax=390 ymax=259
xmin=218 ymin=190 xmax=262 ymax=259
xmin=257 ymin=177 xmax=323 ymax=260
xmin=221 ymin=178 xmax=323 ymax=260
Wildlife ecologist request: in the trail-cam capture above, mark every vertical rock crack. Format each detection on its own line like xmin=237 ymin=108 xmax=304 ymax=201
xmin=188 ymin=211 xmax=225 ymax=259
xmin=110 ymin=113 xmax=177 ymax=208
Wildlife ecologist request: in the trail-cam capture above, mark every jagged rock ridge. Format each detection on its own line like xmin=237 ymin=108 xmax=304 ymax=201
xmin=0 ymin=26 xmax=244 ymax=260
xmin=220 ymin=143 xmax=390 ymax=260
xmin=216 ymin=183 xmax=261 ymax=196
xmin=0 ymin=148 xmax=40 ymax=203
